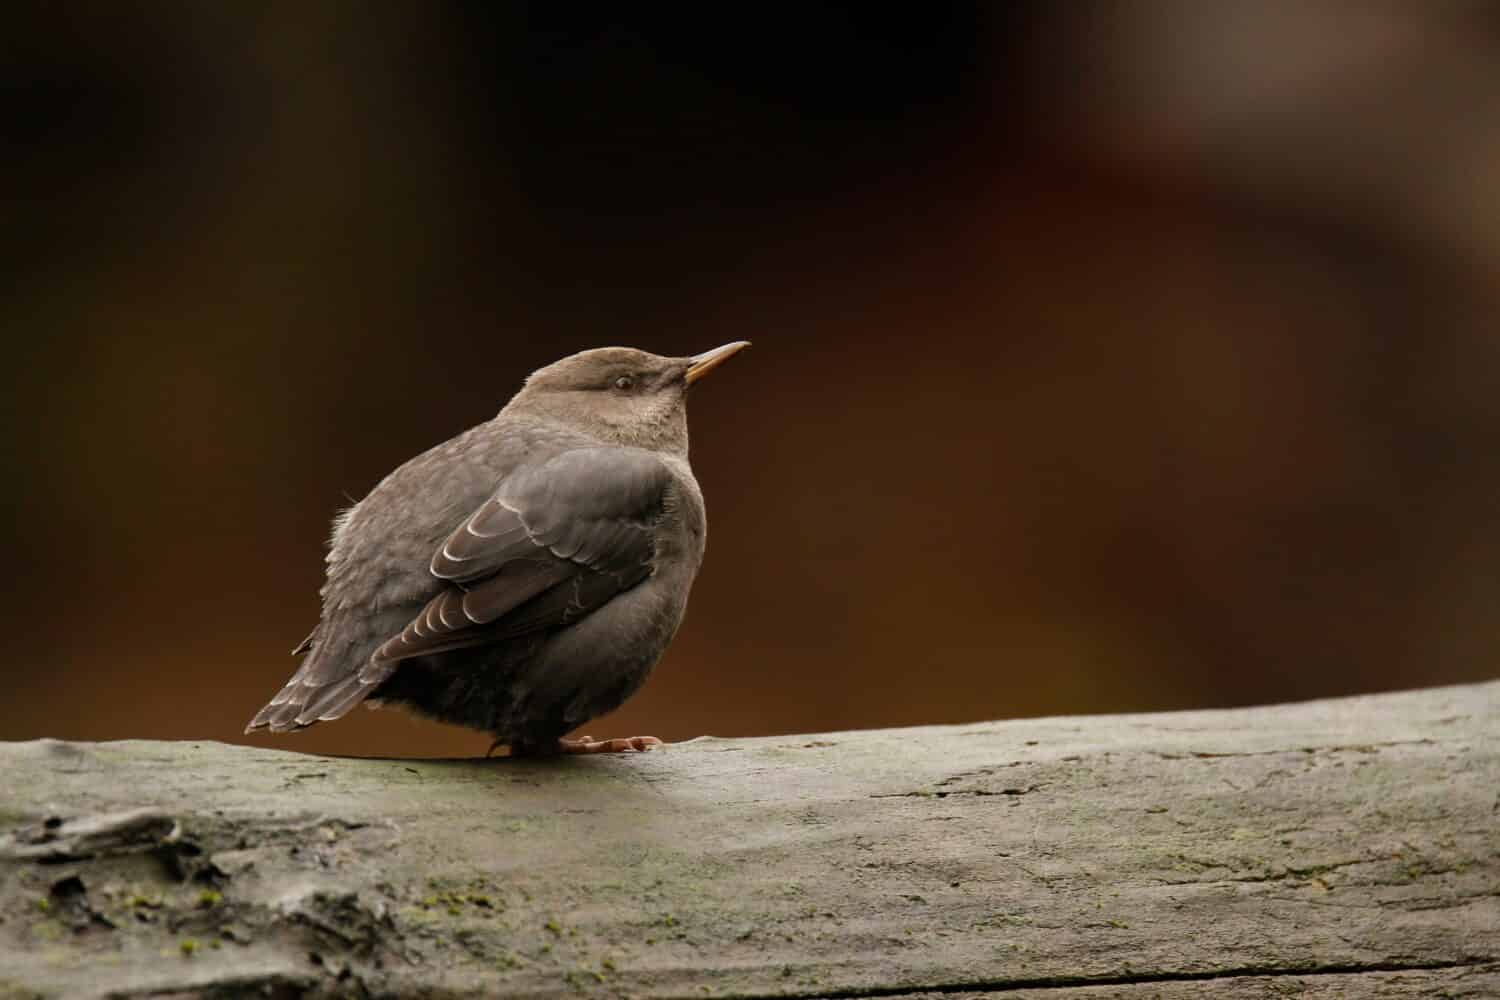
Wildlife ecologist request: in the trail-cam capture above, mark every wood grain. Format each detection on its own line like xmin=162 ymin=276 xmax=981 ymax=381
xmin=1 ymin=682 xmax=1496 ymax=998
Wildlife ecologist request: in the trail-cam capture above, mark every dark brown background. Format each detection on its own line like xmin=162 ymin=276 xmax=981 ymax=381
xmin=4 ymin=4 xmax=1497 ymax=758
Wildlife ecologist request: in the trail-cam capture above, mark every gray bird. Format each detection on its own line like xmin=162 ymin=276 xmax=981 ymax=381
xmin=245 ymin=342 xmax=748 ymax=755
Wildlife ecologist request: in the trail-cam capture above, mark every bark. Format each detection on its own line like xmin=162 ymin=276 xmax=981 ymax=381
xmin=1 ymin=682 xmax=1496 ymax=999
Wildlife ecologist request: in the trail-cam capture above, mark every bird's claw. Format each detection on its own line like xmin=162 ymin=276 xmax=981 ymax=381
xmin=558 ymin=735 xmax=663 ymax=754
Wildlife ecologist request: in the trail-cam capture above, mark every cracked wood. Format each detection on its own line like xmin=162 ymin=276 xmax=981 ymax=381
xmin=0 ymin=681 xmax=1496 ymax=998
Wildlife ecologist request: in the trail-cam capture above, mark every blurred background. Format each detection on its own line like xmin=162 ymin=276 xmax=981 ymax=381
xmin=4 ymin=3 xmax=1497 ymax=757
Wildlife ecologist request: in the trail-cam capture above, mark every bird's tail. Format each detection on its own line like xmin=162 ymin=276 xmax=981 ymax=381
xmin=244 ymin=631 xmax=395 ymax=733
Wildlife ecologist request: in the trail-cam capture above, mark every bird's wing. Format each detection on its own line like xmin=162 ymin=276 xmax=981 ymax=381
xmin=245 ymin=447 xmax=671 ymax=732
xmin=369 ymin=446 xmax=670 ymax=666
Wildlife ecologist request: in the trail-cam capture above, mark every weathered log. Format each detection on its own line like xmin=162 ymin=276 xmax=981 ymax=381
xmin=1 ymin=682 xmax=1496 ymax=998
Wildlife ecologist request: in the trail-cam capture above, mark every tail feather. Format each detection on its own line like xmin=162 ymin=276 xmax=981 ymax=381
xmin=296 ymin=667 xmax=393 ymax=725
xmin=245 ymin=699 xmax=312 ymax=734
xmin=245 ymin=658 xmax=398 ymax=734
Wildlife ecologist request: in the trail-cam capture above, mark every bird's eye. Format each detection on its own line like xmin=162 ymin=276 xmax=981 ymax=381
xmin=613 ymin=375 xmax=635 ymax=391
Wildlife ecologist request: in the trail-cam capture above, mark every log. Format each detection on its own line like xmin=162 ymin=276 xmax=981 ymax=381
xmin=1 ymin=682 xmax=1496 ymax=998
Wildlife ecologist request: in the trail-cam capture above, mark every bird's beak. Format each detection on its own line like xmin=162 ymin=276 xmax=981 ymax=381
xmin=684 ymin=341 xmax=750 ymax=385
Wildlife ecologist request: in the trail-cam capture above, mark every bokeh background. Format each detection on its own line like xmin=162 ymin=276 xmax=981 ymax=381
xmin=4 ymin=3 xmax=1498 ymax=757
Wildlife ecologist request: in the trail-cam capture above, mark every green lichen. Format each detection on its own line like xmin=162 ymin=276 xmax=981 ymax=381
xmin=30 ymin=920 xmax=64 ymax=943
xmin=417 ymin=883 xmax=500 ymax=918
xmin=178 ymin=938 xmax=199 ymax=957
xmin=561 ymin=965 xmax=606 ymax=990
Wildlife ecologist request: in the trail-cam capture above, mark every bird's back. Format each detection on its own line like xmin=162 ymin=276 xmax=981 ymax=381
xmin=252 ymin=413 xmax=705 ymax=744
xmin=250 ymin=416 xmax=587 ymax=731
xmin=373 ymin=448 xmax=708 ymax=748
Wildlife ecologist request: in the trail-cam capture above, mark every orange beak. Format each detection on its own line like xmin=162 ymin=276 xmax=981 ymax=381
xmin=684 ymin=341 xmax=751 ymax=385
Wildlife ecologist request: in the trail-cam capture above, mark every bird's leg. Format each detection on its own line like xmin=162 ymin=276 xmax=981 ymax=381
xmin=558 ymin=735 xmax=663 ymax=754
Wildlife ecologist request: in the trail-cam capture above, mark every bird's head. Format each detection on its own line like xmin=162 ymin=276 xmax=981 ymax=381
xmin=507 ymin=342 xmax=749 ymax=455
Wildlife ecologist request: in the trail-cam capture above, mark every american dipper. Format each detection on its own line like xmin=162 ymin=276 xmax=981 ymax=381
xmin=245 ymin=342 xmax=749 ymax=755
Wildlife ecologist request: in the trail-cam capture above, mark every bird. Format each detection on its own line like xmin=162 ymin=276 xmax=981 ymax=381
xmin=245 ymin=341 xmax=749 ymax=756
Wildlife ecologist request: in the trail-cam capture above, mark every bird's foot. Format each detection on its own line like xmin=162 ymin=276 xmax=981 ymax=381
xmin=558 ymin=735 xmax=663 ymax=754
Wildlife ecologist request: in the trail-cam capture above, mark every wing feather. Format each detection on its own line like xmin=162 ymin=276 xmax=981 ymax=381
xmin=247 ymin=446 xmax=673 ymax=733
xmin=377 ymin=448 xmax=669 ymax=666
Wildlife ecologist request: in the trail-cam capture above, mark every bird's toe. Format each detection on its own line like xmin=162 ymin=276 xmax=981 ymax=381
xmin=559 ymin=735 xmax=663 ymax=754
